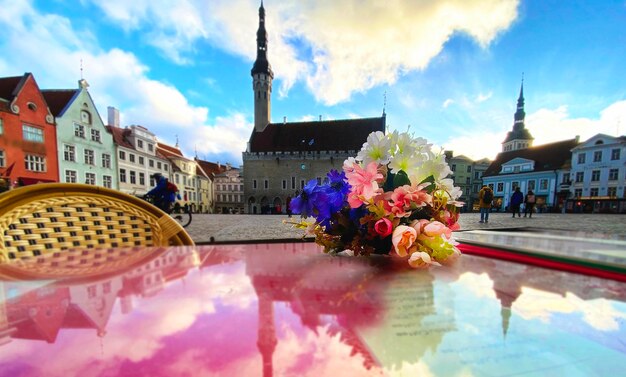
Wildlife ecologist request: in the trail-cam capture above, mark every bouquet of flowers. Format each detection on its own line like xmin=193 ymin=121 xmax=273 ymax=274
xmin=287 ymin=130 xmax=463 ymax=268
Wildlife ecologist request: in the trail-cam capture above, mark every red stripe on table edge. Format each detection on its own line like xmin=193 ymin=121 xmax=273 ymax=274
xmin=458 ymin=243 xmax=626 ymax=283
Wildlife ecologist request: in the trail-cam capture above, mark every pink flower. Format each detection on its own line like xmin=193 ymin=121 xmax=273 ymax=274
xmin=408 ymin=251 xmax=441 ymax=268
xmin=344 ymin=161 xmax=383 ymax=208
xmin=423 ymin=221 xmax=452 ymax=239
xmin=374 ymin=218 xmax=393 ymax=237
xmin=391 ymin=225 xmax=417 ymax=257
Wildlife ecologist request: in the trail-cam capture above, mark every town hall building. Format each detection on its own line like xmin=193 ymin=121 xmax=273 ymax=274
xmin=242 ymin=3 xmax=385 ymax=214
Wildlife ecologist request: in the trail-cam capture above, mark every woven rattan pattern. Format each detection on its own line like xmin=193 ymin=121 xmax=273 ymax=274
xmin=1 ymin=196 xmax=162 ymax=265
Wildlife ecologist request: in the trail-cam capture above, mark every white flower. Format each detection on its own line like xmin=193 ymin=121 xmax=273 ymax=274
xmin=356 ymin=131 xmax=391 ymax=165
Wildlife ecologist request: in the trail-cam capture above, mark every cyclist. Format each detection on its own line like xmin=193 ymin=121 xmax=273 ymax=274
xmin=146 ymin=173 xmax=178 ymax=213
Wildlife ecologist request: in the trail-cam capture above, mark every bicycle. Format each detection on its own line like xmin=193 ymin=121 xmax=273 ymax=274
xmin=142 ymin=194 xmax=192 ymax=228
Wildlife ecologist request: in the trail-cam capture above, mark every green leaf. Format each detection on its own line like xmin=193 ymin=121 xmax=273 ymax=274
xmin=419 ymin=175 xmax=436 ymax=193
xmin=393 ymin=170 xmax=411 ymax=188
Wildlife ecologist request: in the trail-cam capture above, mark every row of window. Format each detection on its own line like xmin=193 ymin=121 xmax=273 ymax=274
xmin=252 ymin=177 xmax=330 ymax=191
xmin=217 ymin=184 xmax=244 ymax=192
xmin=573 ymin=187 xmax=621 ymax=198
xmin=135 ymin=138 xmax=154 ymax=152
xmin=119 ymin=150 xmax=169 ymax=171
xmin=63 ymin=145 xmax=112 ymax=168
xmin=119 ymin=169 xmax=147 ymax=186
xmin=1 ymin=151 xmax=47 ymax=173
xmin=571 ymin=169 xmax=620 ymax=183
xmin=217 ymin=194 xmax=243 ymax=203
xmin=64 ymin=170 xmax=112 ymax=188
xmin=576 ymin=149 xmax=621 ymax=164
xmin=73 ymin=123 xmax=101 ymax=142
xmin=490 ymin=178 xmax=550 ymax=193
xmin=450 ymin=164 xmax=473 ymax=173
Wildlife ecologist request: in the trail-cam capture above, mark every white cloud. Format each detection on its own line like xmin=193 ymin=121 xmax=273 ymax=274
xmin=443 ymin=98 xmax=455 ymax=108
xmin=442 ymin=100 xmax=626 ymax=161
xmin=86 ymin=0 xmax=520 ymax=105
xmin=475 ymin=92 xmax=493 ymax=103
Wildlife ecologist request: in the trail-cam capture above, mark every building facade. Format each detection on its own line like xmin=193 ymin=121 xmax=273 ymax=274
xmin=567 ymin=133 xmax=626 ymax=213
xmin=214 ymin=165 xmax=244 ymax=214
xmin=157 ymin=142 xmax=200 ymax=212
xmin=107 ymin=110 xmax=171 ymax=196
xmin=44 ymin=80 xmax=117 ymax=188
xmin=242 ymin=3 xmax=385 ymax=214
xmin=0 ymin=73 xmax=59 ymax=187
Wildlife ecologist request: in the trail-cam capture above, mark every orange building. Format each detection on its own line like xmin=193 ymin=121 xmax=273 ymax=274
xmin=0 ymin=73 xmax=59 ymax=187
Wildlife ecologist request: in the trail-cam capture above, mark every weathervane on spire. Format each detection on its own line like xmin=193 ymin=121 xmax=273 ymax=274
xmin=79 ymin=58 xmax=89 ymax=89
xmin=175 ymin=134 xmax=179 ymax=148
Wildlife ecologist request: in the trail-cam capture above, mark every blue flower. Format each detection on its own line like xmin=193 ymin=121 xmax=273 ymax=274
xmin=324 ymin=169 xmax=351 ymax=213
xmin=290 ymin=179 xmax=329 ymax=220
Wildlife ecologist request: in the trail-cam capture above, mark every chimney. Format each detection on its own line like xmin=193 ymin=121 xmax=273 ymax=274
xmin=319 ymin=115 xmax=322 ymax=121
xmin=107 ymin=106 xmax=120 ymax=127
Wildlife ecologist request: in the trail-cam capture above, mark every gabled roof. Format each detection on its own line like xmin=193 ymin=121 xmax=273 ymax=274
xmin=484 ymin=138 xmax=579 ymax=177
xmin=248 ymin=116 xmax=386 ymax=153
xmin=195 ymin=158 xmax=227 ymax=177
xmin=106 ymin=125 xmax=135 ymax=149
xmin=41 ymin=89 xmax=79 ymax=116
xmin=0 ymin=74 xmax=24 ymax=102
xmin=157 ymin=142 xmax=187 ymax=159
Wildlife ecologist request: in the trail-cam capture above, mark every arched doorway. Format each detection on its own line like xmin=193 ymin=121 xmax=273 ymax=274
xmin=273 ymin=197 xmax=283 ymax=214
xmin=248 ymin=196 xmax=257 ymax=214
xmin=260 ymin=196 xmax=269 ymax=214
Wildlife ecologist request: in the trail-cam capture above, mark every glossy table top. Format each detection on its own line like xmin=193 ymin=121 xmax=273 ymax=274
xmin=1 ymin=242 xmax=625 ymax=376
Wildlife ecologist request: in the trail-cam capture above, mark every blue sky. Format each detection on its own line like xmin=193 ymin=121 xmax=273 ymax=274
xmin=1 ymin=0 xmax=624 ymax=165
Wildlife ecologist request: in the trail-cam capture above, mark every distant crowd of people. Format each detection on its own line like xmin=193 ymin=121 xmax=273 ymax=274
xmin=478 ymin=185 xmax=537 ymax=223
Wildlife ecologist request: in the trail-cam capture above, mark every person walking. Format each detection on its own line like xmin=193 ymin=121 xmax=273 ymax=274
xmin=478 ymin=185 xmax=493 ymax=223
xmin=524 ymin=189 xmax=536 ymax=218
xmin=510 ymin=187 xmax=523 ymax=218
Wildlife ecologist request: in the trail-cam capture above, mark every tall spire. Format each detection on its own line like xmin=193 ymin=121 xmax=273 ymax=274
xmin=501 ymin=75 xmax=534 ymax=152
xmin=513 ymin=75 xmax=525 ymax=128
xmin=251 ymin=1 xmax=273 ymax=78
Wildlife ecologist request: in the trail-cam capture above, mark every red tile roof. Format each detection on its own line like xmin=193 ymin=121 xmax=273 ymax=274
xmin=248 ymin=116 xmax=386 ymax=153
xmin=483 ymin=138 xmax=579 ymax=177
xmin=0 ymin=74 xmax=28 ymax=112
xmin=157 ymin=142 xmax=186 ymax=159
xmin=195 ymin=158 xmax=227 ymax=177
xmin=41 ymin=89 xmax=78 ymax=116
xmin=105 ymin=125 xmax=134 ymax=149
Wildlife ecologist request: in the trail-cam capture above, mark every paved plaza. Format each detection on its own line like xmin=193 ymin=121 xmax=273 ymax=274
xmin=185 ymin=212 xmax=626 ymax=244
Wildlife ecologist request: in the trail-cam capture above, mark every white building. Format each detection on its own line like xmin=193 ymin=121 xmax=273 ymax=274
xmin=568 ymin=133 xmax=625 ymax=213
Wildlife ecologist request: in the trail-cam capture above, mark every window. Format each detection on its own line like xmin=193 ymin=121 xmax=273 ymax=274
xmin=139 ymin=172 xmax=145 ymax=185
xmin=175 ymin=174 xmax=179 ymax=184
xmin=575 ymin=172 xmax=584 ymax=182
xmin=65 ymin=170 xmax=77 ymax=183
xmin=608 ymin=187 xmax=617 ymax=197
xmin=562 ymin=173 xmax=570 ymax=183
xmin=451 ymin=164 xmax=456 ymax=172
xmin=528 ymin=180 xmax=536 ymax=190
xmin=301 ymin=180 xmax=305 ymax=189
xmin=611 ymin=148 xmax=620 ymax=160
xmin=130 ymin=171 xmax=136 ymax=184
xmin=87 ymin=285 xmax=97 ymax=299
xmin=474 ymin=171 xmax=480 ymax=179
xmin=577 ymin=153 xmax=586 ymax=164
xmin=157 ymin=161 xmax=162 ymax=169
xmin=540 ymin=179 xmax=548 ymax=190
xmin=465 ymin=177 xmax=470 ymax=184
xmin=0 ymin=118 xmax=3 ymax=134
xmin=81 ymin=110 xmax=91 ymax=124
xmin=24 ymin=155 xmax=46 ymax=172
xmin=497 ymin=182 xmax=503 ymax=192
xmin=291 ymin=177 xmax=296 ymax=190
xmin=282 ymin=180 xmax=287 ymax=190
xmin=590 ymin=187 xmax=599 ymax=197
xmin=84 ymin=149 xmax=95 ymax=165
xmin=64 ymin=145 xmax=76 ymax=162
xmin=466 ymin=166 xmax=472 ymax=173
xmin=103 ymin=282 xmax=111 ymax=294
xmin=512 ymin=181 xmax=519 ymax=190
xmin=138 ymin=156 xmax=144 ymax=166
xmin=0 ymin=150 xmax=4 ymax=167
xmin=164 ymin=164 xmax=168 ymax=171
xmin=513 ymin=166 xmax=520 ymax=173
xmin=103 ymin=175 xmax=112 ymax=188
xmin=129 ymin=154 xmax=135 ymax=163
xmin=148 ymin=143 xmax=154 ymax=152
xmin=23 ymin=125 xmax=44 ymax=142
xmin=102 ymin=153 xmax=111 ymax=168
xmin=91 ymin=129 xmax=101 ymax=142
xmin=264 ymin=180 xmax=269 ymax=189
xmin=593 ymin=151 xmax=602 ymax=162
xmin=609 ymin=169 xmax=618 ymax=180
xmin=119 ymin=150 xmax=126 ymax=160
xmin=137 ymin=139 xmax=144 ymax=149
xmin=74 ymin=123 xmax=85 ymax=138
xmin=120 ymin=169 xmax=126 ymax=183
xmin=574 ymin=188 xmax=582 ymax=197
xmin=149 ymin=159 xmax=154 ymax=168
xmin=253 ymin=180 xmax=257 ymax=189
xmin=591 ymin=170 xmax=600 ymax=181
xmin=228 ymin=184 xmax=233 ymax=191
xmin=85 ymin=172 xmax=96 ymax=185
